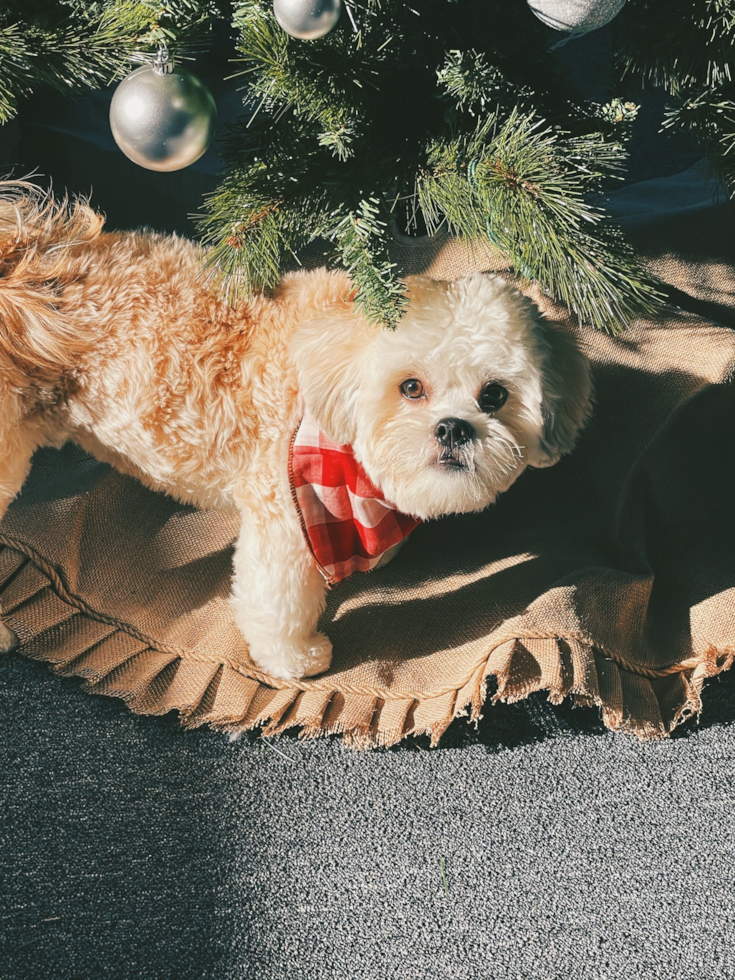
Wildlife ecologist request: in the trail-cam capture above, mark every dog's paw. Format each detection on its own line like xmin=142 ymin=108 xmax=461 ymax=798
xmin=0 ymin=620 xmax=18 ymax=653
xmin=298 ymin=632 xmax=334 ymax=678
xmin=249 ymin=632 xmax=333 ymax=681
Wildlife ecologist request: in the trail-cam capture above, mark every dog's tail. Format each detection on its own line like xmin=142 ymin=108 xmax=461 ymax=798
xmin=0 ymin=179 xmax=104 ymax=388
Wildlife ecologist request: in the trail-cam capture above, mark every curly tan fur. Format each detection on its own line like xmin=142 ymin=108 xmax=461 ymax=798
xmin=0 ymin=182 xmax=592 ymax=679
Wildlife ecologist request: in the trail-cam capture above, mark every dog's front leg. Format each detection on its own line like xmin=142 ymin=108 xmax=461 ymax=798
xmin=231 ymin=498 xmax=332 ymax=680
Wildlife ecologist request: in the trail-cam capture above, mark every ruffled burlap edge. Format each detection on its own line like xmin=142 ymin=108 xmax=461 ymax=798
xmin=2 ymin=537 xmax=733 ymax=748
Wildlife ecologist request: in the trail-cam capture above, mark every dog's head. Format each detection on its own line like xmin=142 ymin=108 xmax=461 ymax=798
xmin=291 ymin=272 xmax=592 ymax=520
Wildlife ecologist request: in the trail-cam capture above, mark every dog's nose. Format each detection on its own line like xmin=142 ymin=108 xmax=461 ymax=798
xmin=435 ymin=417 xmax=475 ymax=447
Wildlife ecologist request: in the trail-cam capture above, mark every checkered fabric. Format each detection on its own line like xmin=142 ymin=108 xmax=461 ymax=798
xmin=288 ymin=412 xmax=422 ymax=584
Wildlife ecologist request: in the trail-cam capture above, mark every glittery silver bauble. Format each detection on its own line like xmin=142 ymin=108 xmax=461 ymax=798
xmin=109 ymin=63 xmax=217 ymax=171
xmin=273 ymin=0 xmax=342 ymax=40
xmin=527 ymin=0 xmax=627 ymax=33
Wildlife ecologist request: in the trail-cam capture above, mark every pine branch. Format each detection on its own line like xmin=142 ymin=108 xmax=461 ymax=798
xmin=615 ymin=0 xmax=735 ymax=194
xmin=206 ymin=1 xmax=670 ymax=331
xmin=197 ymin=120 xmax=408 ymax=325
xmin=232 ymin=1 xmax=365 ymax=160
xmin=615 ymin=0 xmax=735 ymax=95
xmin=418 ymin=110 xmax=663 ymax=333
xmin=663 ymin=89 xmax=735 ymax=195
xmin=0 ymin=1 xmax=217 ymax=125
xmin=199 ymin=183 xmax=287 ymax=304
xmin=437 ymin=49 xmax=536 ymax=118
xmin=197 ymin=116 xmax=338 ymax=301
xmin=326 ymin=199 xmax=407 ymax=327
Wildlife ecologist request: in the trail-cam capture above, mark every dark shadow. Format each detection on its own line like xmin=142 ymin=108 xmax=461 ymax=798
xmin=631 ymin=200 xmax=735 ymax=274
xmin=322 ymin=550 xmax=583 ymax=668
xmin=612 ymin=380 xmax=735 ymax=668
xmin=0 ymin=656 xmax=238 ymax=980
xmin=7 ymin=444 xmax=238 ymax=629
xmin=661 ymin=283 xmax=735 ymax=331
xmin=12 ymin=443 xmax=110 ymax=506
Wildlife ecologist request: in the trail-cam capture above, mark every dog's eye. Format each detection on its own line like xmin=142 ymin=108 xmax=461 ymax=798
xmin=400 ymin=379 xmax=425 ymax=400
xmin=478 ymin=382 xmax=508 ymax=413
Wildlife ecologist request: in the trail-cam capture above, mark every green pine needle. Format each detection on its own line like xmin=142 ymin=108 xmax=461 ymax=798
xmin=0 ymin=1 xmax=216 ymax=125
xmin=418 ymin=109 xmax=663 ymax=332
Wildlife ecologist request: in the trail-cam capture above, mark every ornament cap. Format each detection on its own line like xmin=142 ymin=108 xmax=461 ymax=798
xmin=152 ymin=43 xmax=174 ymax=76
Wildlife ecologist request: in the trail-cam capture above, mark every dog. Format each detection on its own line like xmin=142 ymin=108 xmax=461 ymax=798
xmin=0 ymin=182 xmax=592 ymax=679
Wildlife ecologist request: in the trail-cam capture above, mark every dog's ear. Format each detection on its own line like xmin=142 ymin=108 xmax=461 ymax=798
xmin=291 ymin=294 xmax=377 ymax=445
xmin=533 ymin=318 xmax=593 ymax=468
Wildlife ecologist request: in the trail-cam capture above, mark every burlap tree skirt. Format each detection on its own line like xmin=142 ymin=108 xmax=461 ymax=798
xmin=1 ymin=238 xmax=734 ymax=747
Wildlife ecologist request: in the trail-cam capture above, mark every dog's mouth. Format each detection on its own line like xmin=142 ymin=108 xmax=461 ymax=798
xmin=436 ymin=450 xmax=471 ymax=472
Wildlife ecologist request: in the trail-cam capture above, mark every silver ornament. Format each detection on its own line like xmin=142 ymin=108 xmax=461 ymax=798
xmin=527 ymin=0 xmax=627 ymax=33
xmin=109 ymin=53 xmax=216 ymax=172
xmin=273 ymin=0 xmax=342 ymax=40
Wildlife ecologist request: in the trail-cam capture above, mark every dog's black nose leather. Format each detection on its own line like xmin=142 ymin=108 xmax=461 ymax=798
xmin=435 ymin=417 xmax=474 ymax=447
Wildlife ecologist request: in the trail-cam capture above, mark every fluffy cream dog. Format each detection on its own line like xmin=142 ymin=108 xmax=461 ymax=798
xmin=0 ymin=182 xmax=592 ymax=679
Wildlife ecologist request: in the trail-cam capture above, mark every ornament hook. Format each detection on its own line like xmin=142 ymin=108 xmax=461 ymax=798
xmin=153 ymin=43 xmax=173 ymax=76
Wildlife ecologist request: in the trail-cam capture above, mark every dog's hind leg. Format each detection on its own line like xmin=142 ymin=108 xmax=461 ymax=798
xmin=0 ymin=411 xmax=37 ymax=653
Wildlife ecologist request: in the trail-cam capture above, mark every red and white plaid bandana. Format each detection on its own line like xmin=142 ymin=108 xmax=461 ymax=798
xmin=288 ymin=412 xmax=421 ymax=584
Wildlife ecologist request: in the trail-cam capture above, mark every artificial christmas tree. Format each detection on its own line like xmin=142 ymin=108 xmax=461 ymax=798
xmin=1 ymin=1 xmax=733 ymax=331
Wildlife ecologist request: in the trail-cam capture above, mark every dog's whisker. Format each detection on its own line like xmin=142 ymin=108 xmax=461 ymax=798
xmin=483 ymin=434 xmax=523 ymax=475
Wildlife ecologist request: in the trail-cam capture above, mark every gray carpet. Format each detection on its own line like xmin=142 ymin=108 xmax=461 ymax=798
xmin=3 ymin=30 xmax=735 ymax=980
xmin=3 ymin=655 xmax=735 ymax=979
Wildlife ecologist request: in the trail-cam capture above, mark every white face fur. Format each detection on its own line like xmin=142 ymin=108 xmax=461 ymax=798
xmin=293 ymin=273 xmax=592 ymax=522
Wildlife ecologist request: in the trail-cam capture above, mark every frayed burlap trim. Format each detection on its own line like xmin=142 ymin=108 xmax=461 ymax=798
xmin=1 ymin=538 xmax=733 ymax=748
